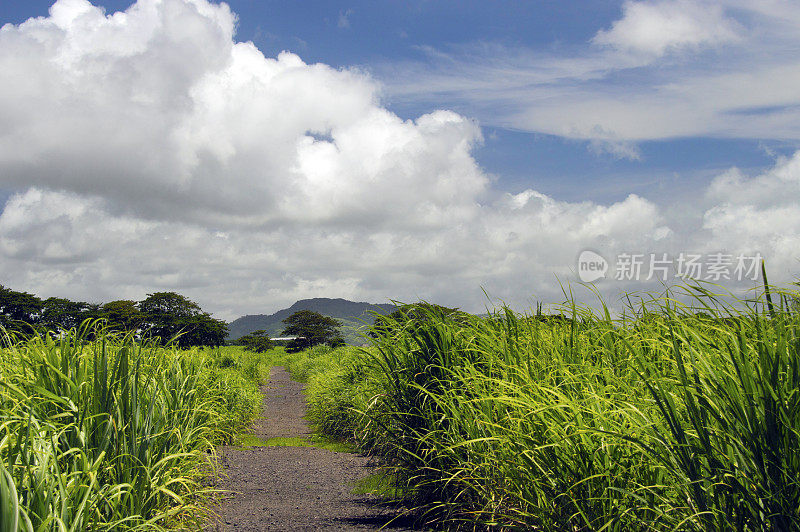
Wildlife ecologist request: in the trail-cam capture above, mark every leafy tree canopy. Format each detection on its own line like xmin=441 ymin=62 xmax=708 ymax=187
xmin=138 ymin=292 xmax=227 ymax=348
xmin=0 ymin=285 xmax=226 ymax=347
xmin=101 ymin=300 xmax=142 ymax=332
xmin=40 ymin=298 xmax=99 ymax=331
xmin=0 ymin=285 xmax=43 ymax=331
xmin=281 ymin=310 xmax=343 ymax=352
xmin=236 ymin=329 xmax=274 ymax=353
xmin=139 ymin=292 xmax=202 ymax=318
xmin=178 ymin=313 xmax=228 ymax=348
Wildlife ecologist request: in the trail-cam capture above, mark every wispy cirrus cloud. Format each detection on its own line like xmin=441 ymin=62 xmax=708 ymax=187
xmin=376 ymin=0 xmax=800 ymax=148
xmin=337 ymin=8 xmax=353 ymax=29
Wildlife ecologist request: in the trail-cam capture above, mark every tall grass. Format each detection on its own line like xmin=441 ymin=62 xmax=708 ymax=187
xmin=294 ymin=285 xmax=800 ymax=531
xmin=0 ymin=324 xmax=266 ymax=530
xmin=273 ymin=344 xmax=378 ymax=442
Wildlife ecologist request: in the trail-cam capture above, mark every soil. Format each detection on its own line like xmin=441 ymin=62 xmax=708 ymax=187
xmin=207 ymin=366 xmax=417 ymax=531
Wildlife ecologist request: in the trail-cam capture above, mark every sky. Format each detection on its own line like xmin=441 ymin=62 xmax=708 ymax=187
xmin=0 ymin=0 xmax=798 ymax=320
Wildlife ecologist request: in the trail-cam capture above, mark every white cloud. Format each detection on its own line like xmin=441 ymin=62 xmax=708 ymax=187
xmin=593 ymin=0 xmax=741 ymax=57
xmin=337 ymin=8 xmax=353 ymax=30
xmin=377 ymin=1 xmax=800 ymax=145
xmin=588 ymin=137 xmax=643 ymax=161
xmin=2 ymin=157 xmax=799 ymax=319
xmin=701 ymin=152 xmax=800 ymax=278
xmin=0 ymin=0 xmax=797 ymax=320
xmin=0 ymin=0 xmax=487 ymax=229
xmin=1 ymin=184 xmax=676 ymax=319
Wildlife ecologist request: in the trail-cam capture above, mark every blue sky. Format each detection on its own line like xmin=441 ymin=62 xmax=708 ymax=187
xmin=0 ymin=0 xmax=798 ymax=317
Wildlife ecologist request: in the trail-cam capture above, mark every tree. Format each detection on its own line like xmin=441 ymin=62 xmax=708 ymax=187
xmin=40 ymin=297 xmax=99 ymax=331
xmin=180 ymin=313 xmax=228 ymax=347
xmin=281 ymin=310 xmax=343 ymax=352
xmin=236 ymin=329 xmax=274 ymax=353
xmin=0 ymin=285 xmax=43 ymax=333
xmin=139 ymin=292 xmax=202 ymax=318
xmin=138 ymin=292 xmax=227 ymax=347
xmin=101 ymin=300 xmax=142 ymax=332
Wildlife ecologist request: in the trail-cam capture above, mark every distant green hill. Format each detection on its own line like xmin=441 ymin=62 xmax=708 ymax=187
xmin=227 ymin=297 xmax=396 ymax=345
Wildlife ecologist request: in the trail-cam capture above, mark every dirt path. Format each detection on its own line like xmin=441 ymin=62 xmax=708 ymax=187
xmin=209 ymin=366 xmax=416 ymax=531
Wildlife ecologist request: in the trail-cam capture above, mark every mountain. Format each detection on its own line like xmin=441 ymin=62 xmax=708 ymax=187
xmin=227 ymin=297 xmax=396 ymax=344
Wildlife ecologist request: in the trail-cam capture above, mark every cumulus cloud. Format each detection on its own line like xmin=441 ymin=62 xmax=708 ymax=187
xmin=593 ymin=0 xmax=741 ymax=57
xmin=0 ymin=0 xmax=486 ymax=228
xmin=0 ymin=185 xmax=676 ymax=319
xmin=0 ymin=0 xmax=797 ymax=319
xmin=701 ymin=152 xmax=800 ymax=276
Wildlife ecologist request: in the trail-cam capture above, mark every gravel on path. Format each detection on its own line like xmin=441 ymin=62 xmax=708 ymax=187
xmin=208 ymin=366 xmax=416 ymax=531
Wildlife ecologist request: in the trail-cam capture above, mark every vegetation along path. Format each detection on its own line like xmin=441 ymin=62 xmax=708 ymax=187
xmin=210 ymin=366 xmax=414 ymax=531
